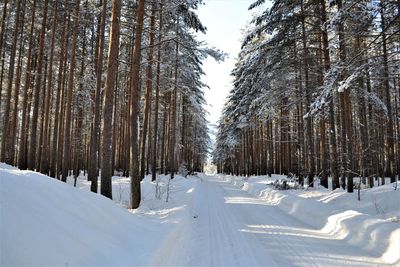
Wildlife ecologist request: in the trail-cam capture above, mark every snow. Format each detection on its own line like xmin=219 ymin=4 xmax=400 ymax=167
xmin=0 ymin=164 xmax=199 ymax=266
xmin=1 ymin=163 xmax=399 ymax=266
xmin=222 ymin=174 xmax=400 ymax=265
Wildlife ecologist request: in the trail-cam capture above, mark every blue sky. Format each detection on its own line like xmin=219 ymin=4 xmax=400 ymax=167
xmin=197 ymin=0 xmax=257 ymax=126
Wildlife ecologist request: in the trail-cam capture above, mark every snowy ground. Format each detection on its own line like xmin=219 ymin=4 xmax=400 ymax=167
xmin=1 ymin=163 xmax=199 ymax=266
xmin=1 ymin=163 xmax=399 ymax=266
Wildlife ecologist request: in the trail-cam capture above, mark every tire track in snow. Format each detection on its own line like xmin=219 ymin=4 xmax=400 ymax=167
xmin=151 ymin=175 xmax=389 ymax=267
xmin=199 ymin=179 xmax=267 ymax=266
xmin=215 ymin=176 xmax=387 ymax=266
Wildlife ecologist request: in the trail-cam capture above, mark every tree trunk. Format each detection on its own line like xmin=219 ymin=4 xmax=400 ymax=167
xmin=151 ymin=3 xmax=163 ymax=180
xmin=380 ymin=0 xmax=395 ymax=183
xmin=73 ymin=24 xmax=87 ymax=179
xmin=100 ymin=0 xmax=121 ymax=199
xmin=89 ymin=0 xmax=107 ymax=193
xmin=300 ymin=0 xmax=314 ymax=186
xmin=160 ymin=93 xmax=169 ymax=174
xmin=40 ymin=0 xmax=58 ymax=174
xmin=18 ymin=0 xmax=37 ymax=170
xmin=62 ymin=0 xmax=81 ymax=182
xmin=50 ymin=14 xmax=67 ymax=178
xmin=130 ymin=0 xmax=146 ymax=209
xmin=140 ymin=4 xmax=156 ymax=180
xmin=169 ymin=15 xmax=180 ymax=180
xmin=336 ymin=0 xmax=354 ymax=192
xmin=28 ymin=0 xmax=48 ymax=170
xmin=8 ymin=3 xmax=26 ymax=166
xmin=1 ymin=0 xmax=22 ymax=164
xmin=0 ymin=0 xmax=8 ymax=114
xmin=320 ymin=0 xmax=339 ymax=189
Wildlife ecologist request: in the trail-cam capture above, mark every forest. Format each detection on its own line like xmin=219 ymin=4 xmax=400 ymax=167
xmin=213 ymin=0 xmax=400 ymax=192
xmin=1 ymin=0 xmax=400 ymax=266
xmin=0 ymin=0 xmax=220 ymax=208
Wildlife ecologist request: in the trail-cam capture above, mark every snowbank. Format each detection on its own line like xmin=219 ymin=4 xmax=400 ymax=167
xmin=221 ymin=174 xmax=400 ymax=265
xmin=1 ymin=164 xmax=199 ymax=266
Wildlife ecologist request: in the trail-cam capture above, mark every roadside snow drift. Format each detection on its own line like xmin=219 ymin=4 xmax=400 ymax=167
xmin=223 ymin=174 xmax=400 ymax=265
xmin=0 ymin=164 xmax=174 ymax=266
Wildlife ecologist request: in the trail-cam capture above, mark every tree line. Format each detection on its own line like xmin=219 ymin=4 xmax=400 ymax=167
xmin=213 ymin=0 xmax=400 ymax=192
xmin=0 ymin=0 xmax=217 ymax=208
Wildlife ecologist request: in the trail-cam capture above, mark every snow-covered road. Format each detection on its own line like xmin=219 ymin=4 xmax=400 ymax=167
xmin=2 ymin=164 xmax=398 ymax=266
xmin=152 ymin=175 xmax=391 ymax=267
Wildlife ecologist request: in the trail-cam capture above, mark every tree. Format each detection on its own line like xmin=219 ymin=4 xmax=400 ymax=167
xmin=62 ymin=0 xmax=81 ymax=182
xmin=140 ymin=3 xmax=156 ymax=180
xmin=89 ymin=0 xmax=107 ymax=193
xmin=151 ymin=0 xmax=164 ymax=182
xmin=18 ymin=0 xmax=37 ymax=170
xmin=28 ymin=0 xmax=49 ymax=170
xmin=130 ymin=0 xmax=146 ymax=209
xmin=101 ymin=0 xmax=121 ymax=199
xmin=40 ymin=0 xmax=58 ymax=175
xmin=214 ymin=0 xmax=400 ymax=191
xmin=1 ymin=0 xmax=23 ymax=164
xmin=0 ymin=0 xmax=214 ymax=209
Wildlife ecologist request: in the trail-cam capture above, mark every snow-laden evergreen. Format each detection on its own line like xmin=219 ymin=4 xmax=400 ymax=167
xmin=213 ymin=0 xmax=400 ymax=191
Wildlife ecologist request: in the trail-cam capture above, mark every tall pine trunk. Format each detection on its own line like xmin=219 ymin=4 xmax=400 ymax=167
xmin=62 ymin=0 xmax=81 ymax=182
xmin=1 ymin=0 xmax=22 ymax=164
xmin=18 ymin=0 xmax=37 ymax=170
xmin=89 ymin=0 xmax=107 ymax=192
xmin=0 ymin=0 xmax=8 ymax=114
xmin=320 ymin=0 xmax=339 ymax=189
xmin=140 ymin=4 xmax=156 ymax=180
xmin=380 ymin=0 xmax=395 ymax=183
xmin=40 ymin=0 xmax=58 ymax=174
xmin=100 ymin=0 xmax=121 ymax=199
xmin=130 ymin=0 xmax=146 ymax=209
xmin=169 ymin=15 xmax=180 ymax=180
xmin=300 ymin=0 xmax=315 ymax=186
xmin=50 ymin=14 xmax=67 ymax=178
xmin=28 ymin=0 xmax=48 ymax=170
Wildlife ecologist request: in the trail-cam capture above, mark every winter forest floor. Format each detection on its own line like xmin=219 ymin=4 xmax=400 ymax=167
xmin=1 ymin=163 xmax=399 ymax=266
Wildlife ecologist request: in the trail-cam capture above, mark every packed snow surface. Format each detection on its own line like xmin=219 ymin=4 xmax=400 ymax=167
xmin=1 ymin=163 xmax=399 ymax=266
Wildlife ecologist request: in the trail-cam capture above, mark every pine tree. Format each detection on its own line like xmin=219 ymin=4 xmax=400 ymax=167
xmin=130 ymin=0 xmax=146 ymax=209
xmin=101 ymin=0 xmax=121 ymax=199
xmin=62 ymin=0 xmax=81 ymax=182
